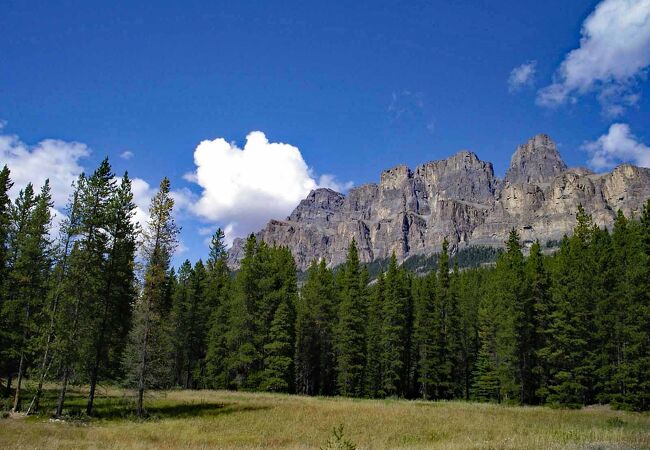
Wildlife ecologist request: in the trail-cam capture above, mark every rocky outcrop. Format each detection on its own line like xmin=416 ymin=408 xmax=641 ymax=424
xmin=229 ymin=134 xmax=650 ymax=270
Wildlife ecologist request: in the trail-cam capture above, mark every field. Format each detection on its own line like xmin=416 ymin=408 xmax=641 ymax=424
xmin=1 ymin=385 xmax=649 ymax=449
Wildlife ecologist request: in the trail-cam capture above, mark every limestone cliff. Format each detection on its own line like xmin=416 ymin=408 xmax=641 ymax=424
xmin=229 ymin=134 xmax=650 ymax=270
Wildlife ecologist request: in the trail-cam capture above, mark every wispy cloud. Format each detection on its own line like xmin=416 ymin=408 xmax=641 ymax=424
xmin=537 ymin=0 xmax=650 ymax=116
xmin=508 ymin=61 xmax=537 ymax=92
xmin=120 ymin=150 xmax=134 ymax=160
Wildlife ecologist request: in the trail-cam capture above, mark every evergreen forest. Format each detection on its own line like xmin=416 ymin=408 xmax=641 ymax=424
xmin=1 ymin=159 xmax=649 ymax=417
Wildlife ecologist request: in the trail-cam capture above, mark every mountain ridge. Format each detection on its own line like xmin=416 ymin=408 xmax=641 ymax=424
xmin=228 ymin=134 xmax=650 ymax=270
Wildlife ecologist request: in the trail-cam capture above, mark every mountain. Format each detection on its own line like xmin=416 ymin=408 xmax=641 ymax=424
xmin=228 ymin=134 xmax=650 ymax=270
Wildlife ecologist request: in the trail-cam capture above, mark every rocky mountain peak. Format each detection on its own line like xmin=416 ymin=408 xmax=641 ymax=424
xmin=287 ymin=188 xmax=345 ymax=223
xmin=505 ymin=134 xmax=567 ymax=185
xmin=228 ymin=133 xmax=650 ymax=270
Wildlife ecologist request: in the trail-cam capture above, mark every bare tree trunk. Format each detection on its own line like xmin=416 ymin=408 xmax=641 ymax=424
xmin=56 ymin=367 xmax=69 ymax=417
xmin=4 ymin=373 xmax=12 ymax=398
xmin=56 ymin=293 xmax=81 ymax=417
xmin=11 ymin=350 xmax=25 ymax=412
xmin=26 ymin=305 xmax=58 ymax=415
xmin=137 ymin=307 xmax=150 ymax=417
xmin=28 ymin=233 xmax=74 ymax=415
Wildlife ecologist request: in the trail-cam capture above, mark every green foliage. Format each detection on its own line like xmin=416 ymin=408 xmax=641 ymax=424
xmin=321 ymin=424 xmax=357 ymax=450
xmin=295 ymin=259 xmax=338 ymax=395
xmin=334 ymin=240 xmax=368 ymax=397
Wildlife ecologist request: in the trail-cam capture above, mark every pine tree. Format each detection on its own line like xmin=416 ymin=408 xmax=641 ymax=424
xmin=294 ymin=258 xmax=337 ymax=395
xmin=170 ymin=259 xmax=194 ymax=386
xmin=379 ymin=254 xmax=409 ymax=397
xmin=85 ymin=171 xmax=138 ymax=414
xmin=364 ymin=272 xmax=383 ymax=397
xmin=225 ymin=235 xmax=262 ymax=389
xmin=526 ymin=241 xmax=551 ymax=404
xmin=413 ymin=268 xmax=437 ymax=399
xmin=122 ymin=177 xmax=178 ymax=416
xmin=0 ymin=165 xmax=12 ymax=296
xmin=0 ymin=165 xmax=13 ymax=393
xmin=26 ymin=177 xmax=83 ymax=414
xmin=52 ymin=160 xmax=114 ymax=415
xmin=544 ymin=206 xmax=597 ymax=407
xmin=204 ymin=229 xmax=233 ymax=389
xmin=456 ymin=267 xmax=484 ymax=400
xmin=4 ymin=181 xmax=53 ymax=411
xmin=261 ymin=299 xmax=294 ymax=391
xmin=334 ymin=239 xmax=367 ymax=397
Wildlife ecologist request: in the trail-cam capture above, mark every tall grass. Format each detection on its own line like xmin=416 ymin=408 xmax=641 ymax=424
xmin=1 ymin=385 xmax=649 ymax=449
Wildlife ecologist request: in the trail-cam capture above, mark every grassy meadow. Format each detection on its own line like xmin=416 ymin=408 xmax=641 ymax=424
xmin=1 ymin=385 xmax=649 ymax=449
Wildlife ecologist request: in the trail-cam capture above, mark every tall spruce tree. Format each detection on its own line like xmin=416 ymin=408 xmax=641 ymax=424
xmin=294 ymin=258 xmax=337 ymax=395
xmin=334 ymin=239 xmax=367 ymax=397
xmin=0 ymin=165 xmax=13 ymax=393
xmin=122 ymin=177 xmax=178 ymax=416
xmin=379 ymin=254 xmax=409 ymax=397
xmin=86 ymin=172 xmax=138 ymax=415
xmin=364 ymin=271 xmax=384 ymax=397
xmin=526 ymin=241 xmax=550 ymax=404
xmin=544 ymin=206 xmax=597 ymax=407
xmin=4 ymin=181 xmax=53 ymax=411
xmin=413 ymin=267 xmax=437 ymax=399
xmin=27 ymin=177 xmax=83 ymax=414
xmin=204 ymin=229 xmax=233 ymax=389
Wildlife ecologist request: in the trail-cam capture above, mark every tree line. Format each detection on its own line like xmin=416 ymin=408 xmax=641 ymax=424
xmin=1 ymin=159 xmax=649 ymax=416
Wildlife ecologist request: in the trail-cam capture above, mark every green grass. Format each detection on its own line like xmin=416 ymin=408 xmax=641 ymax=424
xmin=1 ymin=385 xmax=649 ymax=449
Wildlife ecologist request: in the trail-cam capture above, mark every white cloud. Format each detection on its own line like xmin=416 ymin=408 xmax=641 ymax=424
xmin=317 ymin=174 xmax=354 ymax=193
xmin=583 ymin=123 xmax=650 ymax=170
xmin=186 ymin=131 xmax=351 ymax=241
xmin=0 ymin=132 xmax=90 ymax=207
xmin=508 ymin=61 xmax=537 ymax=92
xmin=537 ymin=0 xmax=650 ymax=115
xmin=120 ymin=150 xmax=134 ymax=160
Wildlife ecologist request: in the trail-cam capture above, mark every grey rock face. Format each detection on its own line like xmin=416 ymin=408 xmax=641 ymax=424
xmin=505 ymin=134 xmax=567 ymax=185
xmin=229 ymin=134 xmax=650 ymax=270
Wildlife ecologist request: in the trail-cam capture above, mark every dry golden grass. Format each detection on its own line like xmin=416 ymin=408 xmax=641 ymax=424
xmin=1 ymin=386 xmax=649 ymax=449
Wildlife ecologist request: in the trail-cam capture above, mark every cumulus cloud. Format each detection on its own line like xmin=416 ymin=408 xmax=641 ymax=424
xmin=0 ymin=131 xmax=90 ymax=207
xmin=186 ymin=131 xmax=351 ymax=242
xmin=508 ymin=61 xmax=537 ymax=92
xmin=120 ymin=150 xmax=134 ymax=160
xmin=0 ymin=127 xmax=191 ymax=252
xmin=537 ymin=0 xmax=650 ymax=115
xmin=583 ymin=123 xmax=650 ymax=170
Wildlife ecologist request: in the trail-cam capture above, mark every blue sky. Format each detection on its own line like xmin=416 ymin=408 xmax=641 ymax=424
xmin=1 ymin=0 xmax=649 ymax=264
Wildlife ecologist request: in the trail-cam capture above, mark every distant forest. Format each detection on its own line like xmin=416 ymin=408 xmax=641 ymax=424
xmin=1 ymin=159 xmax=649 ymax=418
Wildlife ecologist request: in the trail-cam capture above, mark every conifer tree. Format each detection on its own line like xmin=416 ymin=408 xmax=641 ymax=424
xmin=0 ymin=165 xmax=13 ymax=392
xmin=0 ymin=165 xmax=12 ymax=297
xmin=122 ymin=177 xmax=178 ymax=416
xmin=364 ymin=272 xmax=383 ymax=397
xmin=261 ymin=299 xmax=294 ymax=391
xmin=294 ymin=258 xmax=337 ymax=395
xmin=27 ymin=178 xmax=83 ymax=414
xmin=380 ymin=254 xmax=409 ymax=397
xmin=204 ymin=229 xmax=233 ymax=389
xmin=226 ymin=235 xmax=262 ymax=389
xmin=413 ymin=268 xmax=437 ymax=399
xmin=171 ymin=259 xmax=194 ymax=386
xmin=335 ymin=239 xmax=367 ymax=397
xmin=543 ymin=206 xmax=597 ymax=407
xmin=526 ymin=241 xmax=550 ymax=403
xmin=456 ymin=266 xmax=484 ymax=400
xmin=86 ymin=172 xmax=138 ymax=414
xmin=4 ymin=181 xmax=53 ymax=411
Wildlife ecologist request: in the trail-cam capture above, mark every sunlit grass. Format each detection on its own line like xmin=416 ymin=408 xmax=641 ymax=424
xmin=1 ymin=383 xmax=649 ymax=449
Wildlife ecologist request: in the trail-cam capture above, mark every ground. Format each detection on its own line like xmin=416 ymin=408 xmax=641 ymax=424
xmin=1 ymin=385 xmax=649 ymax=449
